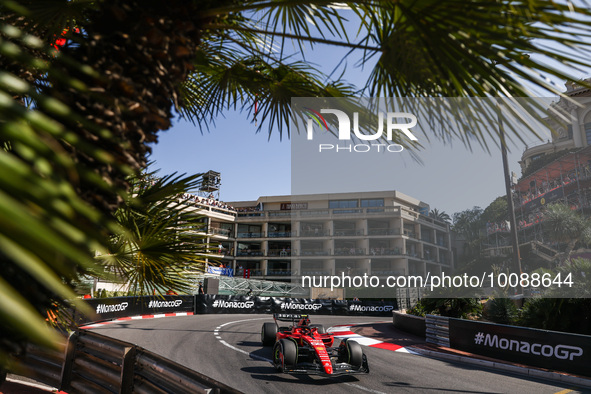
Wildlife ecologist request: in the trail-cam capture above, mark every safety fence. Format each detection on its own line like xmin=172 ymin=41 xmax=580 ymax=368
xmin=425 ymin=315 xmax=450 ymax=347
xmin=195 ymin=294 xmax=397 ymax=316
xmin=14 ymin=330 xmax=240 ymax=393
xmin=393 ymin=312 xmax=591 ymax=378
xmin=71 ymin=295 xmax=399 ymax=324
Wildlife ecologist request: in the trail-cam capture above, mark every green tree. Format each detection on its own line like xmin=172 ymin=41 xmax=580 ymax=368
xmin=481 ymin=196 xmax=508 ymax=224
xmin=3 ymin=0 xmax=591 ymax=368
xmin=452 ymin=206 xmax=484 ymax=259
xmin=429 ymin=208 xmax=451 ymax=224
xmin=412 ymin=297 xmax=482 ymax=319
xmin=483 ymin=297 xmax=518 ymax=325
xmin=97 ymin=170 xmax=211 ymax=296
xmin=542 ymin=204 xmax=591 ymax=266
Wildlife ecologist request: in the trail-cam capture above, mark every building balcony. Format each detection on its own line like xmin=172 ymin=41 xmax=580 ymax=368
xmin=300 ymin=229 xmax=330 ymax=237
xmin=236 ymin=232 xmax=264 ymax=238
xmin=298 ymin=249 xmax=331 ymax=256
xmin=266 ymin=270 xmax=292 ymax=276
xmin=334 ymin=248 xmax=366 ymax=256
xmin=236 ymin=250 xmax=264 ymax=257
xmin=334 ymin=229 xmax=364 ymax=237
xmin=267 ymin=249 xmax=292 ymax=257
xmin=368 ymin=228 xmax=399 ymax=236
xmin=268 ymin=231 xmax=295 ymax=238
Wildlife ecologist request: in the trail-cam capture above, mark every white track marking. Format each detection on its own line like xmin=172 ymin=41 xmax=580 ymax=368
xmin=344 ymin=382 xmax=387 ymax=394
xmin=214 ymin=317 xmax=273 ymax=362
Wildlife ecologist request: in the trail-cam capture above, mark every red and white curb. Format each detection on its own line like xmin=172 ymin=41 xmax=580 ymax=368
xmin=328 ymin=324 xmax=414 ymax=353
xmin=79 ymin=312 xmax=194 ymax=329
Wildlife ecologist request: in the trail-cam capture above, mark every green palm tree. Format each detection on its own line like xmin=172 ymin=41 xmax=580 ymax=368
xmin=543 ymin=203 xmax=591 ymax=266
xmin=3 ymin=0 xmax=591 ymax=369
xmin=98 ymin=170 xmax=211 ymax=296
xmin=430 ymin=208 xmax=451 ymax=224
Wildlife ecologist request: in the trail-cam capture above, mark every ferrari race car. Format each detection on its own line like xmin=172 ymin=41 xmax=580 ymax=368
xmin=261 ymin=313 xmax=369 ymax=376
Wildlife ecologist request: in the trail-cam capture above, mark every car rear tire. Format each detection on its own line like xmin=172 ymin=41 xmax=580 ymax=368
xmin=310 ymin=324 xmax=326 ymax=334
xmin=273 ymin=338 xmax=297 ymax=372
xmin=339 ymin=339 xmax=363 ymax=368
xmin=261 ymin=322 xmax=278 ymax=346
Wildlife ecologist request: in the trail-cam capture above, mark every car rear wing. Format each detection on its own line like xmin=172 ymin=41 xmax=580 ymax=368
xmin=273 ymin=313 xmax=308 ymax=324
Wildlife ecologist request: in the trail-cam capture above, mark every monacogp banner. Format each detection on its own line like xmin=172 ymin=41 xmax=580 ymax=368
xmin=74 ymin=295 xmax=194 ymax=324
xmin=73 ymin=295 xmax=398 ymax=325
xmin=194 ymin=295 xmax=397 ymax=316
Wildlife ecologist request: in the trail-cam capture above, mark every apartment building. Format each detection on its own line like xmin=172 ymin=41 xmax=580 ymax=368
xmin=185 ymin=190 xmax=453 ymax=283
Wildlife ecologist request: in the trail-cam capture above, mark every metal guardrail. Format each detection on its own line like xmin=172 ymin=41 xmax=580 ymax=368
xmin=15 ymin=330 xmax=241 ymax=394
xmin=425 ymin=314 xmax=450 ymax=347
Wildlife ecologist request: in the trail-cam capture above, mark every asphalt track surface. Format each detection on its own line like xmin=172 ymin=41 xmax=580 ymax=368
xmin=90 ymin=314 xmax=589 ymax=393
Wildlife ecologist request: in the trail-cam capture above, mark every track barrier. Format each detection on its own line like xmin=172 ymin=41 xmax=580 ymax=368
xmin=393 ymin=312 xmax=591 ymax=378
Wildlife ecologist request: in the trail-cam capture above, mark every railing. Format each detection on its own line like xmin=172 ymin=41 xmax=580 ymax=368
xmin=236 ymin=232 xmax=263 ymax=238
xmin=267 ymin=248 xmax=292 ymax=257
xmin=301 ymin=270 xmax=331 ymax=275
xmin=209 ymin=227 xmax=232 ymax=237
xmin=300 ymin=229 xmax=330 ymax=237
xmin=14 ymin=330 xmax=240 ymax=394
xmin=236 ymin=250 xmax=264 ymax=257
xmin=425 ymin=315 xmax=450 ymax=347
xmin=267 ymin=231 xmax=294 ymax=238
xmin=298 ymin=249 xmax=331 ymax=256
xmin=368 ymin=248 xmax=402 ymax=256
xmin=266 ymin=270 xmax=292 ymax=276
xmin=334 ymin=229 xmax=364 ymax=236
xmin=334 ymin=248 xmax=366 ymax=256
xmin=368 ymin=228 xmax=399 ymax=236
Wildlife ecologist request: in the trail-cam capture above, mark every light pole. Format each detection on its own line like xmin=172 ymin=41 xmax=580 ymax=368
xmin=498 ymin=100 xmax=523 ymax=295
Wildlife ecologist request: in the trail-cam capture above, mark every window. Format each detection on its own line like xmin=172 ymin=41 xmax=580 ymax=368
xmin=585 ymin=122 xmax=591 ymax=145
xmin=361 ymin=198 xmax=384 ymax=207
xmin=329 ymin=199 xmax=358 ymax=209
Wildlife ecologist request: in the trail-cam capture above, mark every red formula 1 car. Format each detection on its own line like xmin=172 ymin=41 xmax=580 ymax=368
xmin=261 ymin=313 xmax=369 ymax=376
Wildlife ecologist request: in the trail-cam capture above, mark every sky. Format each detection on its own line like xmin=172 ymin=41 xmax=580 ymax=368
xmin=147 ymin=101 xmax=553 ymax=216
xmin=147 ymin=11 xmax=588 ymax=217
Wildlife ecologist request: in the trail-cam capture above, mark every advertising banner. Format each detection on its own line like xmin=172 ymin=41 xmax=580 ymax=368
xmin=347 ymin=300 xmax=398 ymax=316
xmin=272 ymin=297 xmax=333 ymax=315
xmin=522 ymin=186 xmax=565 ymax=212
xmin=196 ymin=295 xmax=260 ymax=314
xmin=449 ymin=318 xmax=591 ymax=377
xmin=78 ymin=295 xmax=194 ymax=324
xmin=196 ymin=295 xmax=397 ymax=317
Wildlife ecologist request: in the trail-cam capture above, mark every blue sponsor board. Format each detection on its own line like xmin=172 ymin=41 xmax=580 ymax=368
xmin=207 ymin=266 xmax=234 ymax=277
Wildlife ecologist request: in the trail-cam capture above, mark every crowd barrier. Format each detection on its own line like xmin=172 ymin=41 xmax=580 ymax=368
xmin=449 ymin=318 xmax=591 ymax=378
xmin=72 ymin=295 xmax=194 ymax=324
xmin=393 ymin=312 xmax=591 ymax=378
xmin=195 ymin=295 xmax=398 ymax=316
xmin=72 ymin=295 xmax=399 ymax=323
xmin=14 ymin=330 xmax=240 ymax=393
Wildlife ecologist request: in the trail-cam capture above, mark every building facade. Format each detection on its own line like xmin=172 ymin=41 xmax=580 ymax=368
xmin=520 ymin=80 xmax=591 ymax=173
xmin=185 ymin=191 xmax=454 ymax=283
